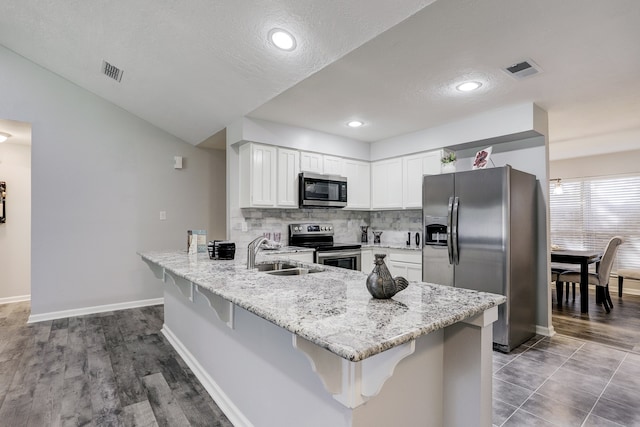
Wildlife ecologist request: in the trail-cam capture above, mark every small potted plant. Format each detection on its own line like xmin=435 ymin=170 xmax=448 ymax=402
xmin=441 ymin=152 xmax=456 ymax=173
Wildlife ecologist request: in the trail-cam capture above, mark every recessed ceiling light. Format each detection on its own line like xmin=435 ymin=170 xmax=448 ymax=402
xmin=269 ymin=28 xmax=296 ymax=51
xmin=0 ymin=132 xmax=11 ymax=143
xmin=456 ymin=81 xmax=482 ymax=92
xmin=347 ymin=120 xmax=364 ymax=128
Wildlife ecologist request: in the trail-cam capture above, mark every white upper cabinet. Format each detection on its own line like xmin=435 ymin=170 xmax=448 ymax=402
xmin=402 ymin=150 xmax=442 ymax=209
xmin=277 ymin=148 xmax=300 ymax=208
xmin=300 ymin=152 xmax=323 ymax=174
xmin=241 ymin=143 xmax=444 ymax=210
xmin=343 ymin=159 xmax=370 ymax=210
xmin=371 ymin=158 xmax=403 ymax=209
xmin=323 ymin=155 xmax=344 ymax=176
xmin=239 ymin=143 xmax=277 ymax=208
xmin=300 ymin=152 xmax=345 ymax=176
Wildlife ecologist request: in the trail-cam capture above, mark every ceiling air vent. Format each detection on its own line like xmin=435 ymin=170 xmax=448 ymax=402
xmin=101 ymin=60 xmax=124 ymax=82
xmin=502 ymin=59 xmax=542 ymax=80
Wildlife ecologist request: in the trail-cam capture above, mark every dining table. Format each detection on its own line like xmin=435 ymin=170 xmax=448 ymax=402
xmin=551 ymin=249 xmax=603 ymax=313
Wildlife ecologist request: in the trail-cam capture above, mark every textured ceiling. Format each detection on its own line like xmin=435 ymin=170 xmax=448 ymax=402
xmin=0 ymin=0 xmax=434 ymax=145
xmin=249 ymin=0 xmax=640 ymax=159
xmin=0 ymin=0 xmax=639 ymax=160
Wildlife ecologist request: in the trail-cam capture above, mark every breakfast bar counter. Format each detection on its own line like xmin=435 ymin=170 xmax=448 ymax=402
xmin=139 ymin=250 xmax=505 ymax=427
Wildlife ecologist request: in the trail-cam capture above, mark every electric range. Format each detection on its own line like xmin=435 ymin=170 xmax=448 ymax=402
xmin=289 ymin=223 xmax=361 ymax=270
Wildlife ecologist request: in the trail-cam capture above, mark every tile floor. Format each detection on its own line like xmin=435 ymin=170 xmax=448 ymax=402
xmin=493 ymin=334 xmax=640 ymax=426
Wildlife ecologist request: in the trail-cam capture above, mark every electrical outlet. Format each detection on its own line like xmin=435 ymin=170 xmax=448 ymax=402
xmin=241 ymin=221 xmax=248 ymax=232
xmin=160 ymin=211 xmax=167 ymax=220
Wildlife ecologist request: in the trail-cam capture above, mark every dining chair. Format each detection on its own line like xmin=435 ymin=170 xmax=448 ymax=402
xmin=551 ymin=262 xmax=578 ymax=305
xmin=557 ymin=236 xmax=624 ymax=313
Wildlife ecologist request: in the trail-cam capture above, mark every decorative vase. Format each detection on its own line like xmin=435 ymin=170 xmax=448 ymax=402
xmin=441 ymin=162 xmax=456 ymax=174
xmin=366 ymin=254 xmax=409 ymax=299
xmin=360 ymin=225 xmax=369 ymax=243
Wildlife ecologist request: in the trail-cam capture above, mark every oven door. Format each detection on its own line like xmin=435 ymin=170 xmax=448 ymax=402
xmin=316 ymin=249 xmax=361 ymax=271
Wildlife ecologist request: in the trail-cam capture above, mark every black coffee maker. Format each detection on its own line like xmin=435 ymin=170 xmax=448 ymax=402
xmin=208 ymin=241 xmax=236 ymax=260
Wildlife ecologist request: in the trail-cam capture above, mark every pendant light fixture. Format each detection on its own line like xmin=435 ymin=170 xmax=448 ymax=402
xmin=551 ymin=178 xmax=564 ymax=195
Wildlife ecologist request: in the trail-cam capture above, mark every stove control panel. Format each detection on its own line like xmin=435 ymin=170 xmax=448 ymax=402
xmin=289 ymin=223 xmax=334 ymax=235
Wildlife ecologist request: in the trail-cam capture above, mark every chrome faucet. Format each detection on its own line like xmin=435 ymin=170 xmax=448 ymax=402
xmin=247 ymin=236 xmax=268 ymax=269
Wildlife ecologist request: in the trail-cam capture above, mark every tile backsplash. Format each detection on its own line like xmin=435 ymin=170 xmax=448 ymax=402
xmin=369 ymin=210 xmax=423 ymax=246
xmin=230 ymin=208 xmax=423 ymax=252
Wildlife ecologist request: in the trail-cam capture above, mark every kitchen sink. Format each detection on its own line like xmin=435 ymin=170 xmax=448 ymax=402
xmin=256 ymin=261 xmax=323 ymax=276
xmin=256 ymin=262 xmax=298 ymax=272
xmin=266 ymin=268 xmax=313 ymax=276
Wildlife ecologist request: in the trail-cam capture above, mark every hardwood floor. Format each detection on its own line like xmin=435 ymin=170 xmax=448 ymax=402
xmin=0 ymin=301 xmax=233 ymax=427
xmin=5 ymin=293 xmax=639 ymax=427
xmin=552 ymin=286 xmax=640 ymax=353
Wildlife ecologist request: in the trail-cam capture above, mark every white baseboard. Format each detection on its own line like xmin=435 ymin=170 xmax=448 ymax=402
xmin=27 ymin=297 xmax=164 ymax=323
xmin=0 ymin=294 xmax=31 ymax=305
xmin=536 ymin=324 xmax=555 ymax=337
xmin=161 ymin=325 xmax=253 ymax=427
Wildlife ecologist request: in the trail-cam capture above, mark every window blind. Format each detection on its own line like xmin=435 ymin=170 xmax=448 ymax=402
xmin=550 ymin=175 xmax=640 ymax=271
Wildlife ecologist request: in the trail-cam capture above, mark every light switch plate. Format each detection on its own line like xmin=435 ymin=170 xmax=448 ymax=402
xmin=160 ymin=211 xmax=167 ymax=220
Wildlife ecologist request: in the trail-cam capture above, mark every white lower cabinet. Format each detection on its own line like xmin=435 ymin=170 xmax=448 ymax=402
xmin=361 ymin=247 xmax=422 ymax=281
xmin=388 ymin=249 xmax=422 ymax=281
xmin=388 ymin=261 xmax=423 ymax=282
xmin=360 ymin=248 xmax=378 ymax=273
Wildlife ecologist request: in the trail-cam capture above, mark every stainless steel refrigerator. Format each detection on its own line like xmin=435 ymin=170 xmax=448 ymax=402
xmin=423 ymin=165 xmax=537 ymax=352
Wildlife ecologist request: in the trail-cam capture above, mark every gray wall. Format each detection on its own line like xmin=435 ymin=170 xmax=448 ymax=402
xmin=0 ymin=44 xmax=225 ymax=315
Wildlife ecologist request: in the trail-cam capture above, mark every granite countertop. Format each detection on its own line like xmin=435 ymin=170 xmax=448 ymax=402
xmin=139 ymin=251 xmax=505 ymax=362
xmin=361 ymin=243 xmax=422 ymax=251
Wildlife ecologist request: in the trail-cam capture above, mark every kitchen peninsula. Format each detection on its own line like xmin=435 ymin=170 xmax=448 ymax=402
xmin=139 ymin=251 xmax=505 ymax=427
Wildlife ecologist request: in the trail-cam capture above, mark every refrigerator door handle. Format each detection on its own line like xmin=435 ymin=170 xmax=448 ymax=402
xmin=447 ymin=196 xmax=454 ymax=264
xmin=452 ymin=196 xmax=460 ymax=265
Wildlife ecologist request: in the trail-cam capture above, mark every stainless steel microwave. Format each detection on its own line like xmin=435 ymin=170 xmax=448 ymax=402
xmin=299 ymin=172 xmax=347 ymax=208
